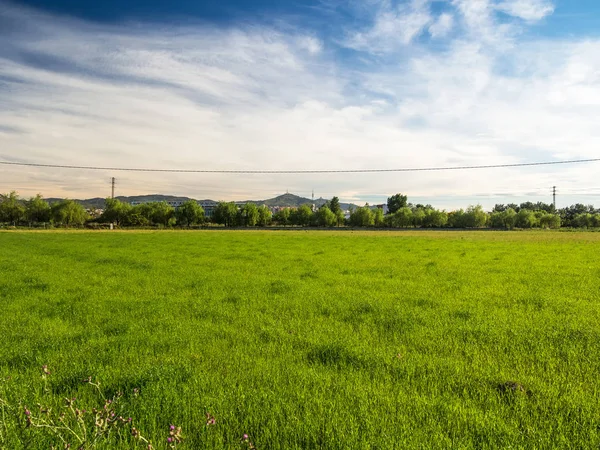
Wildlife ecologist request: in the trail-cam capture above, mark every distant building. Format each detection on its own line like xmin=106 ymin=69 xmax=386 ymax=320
xmin=129 ymin=199 xmax=217 ymax=219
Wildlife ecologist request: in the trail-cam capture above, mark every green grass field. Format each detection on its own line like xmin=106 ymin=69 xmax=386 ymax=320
xmin=1 ymin=230 xmax=599 ymax=449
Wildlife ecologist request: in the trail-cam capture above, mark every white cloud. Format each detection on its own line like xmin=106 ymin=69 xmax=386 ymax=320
xmin=345 ymin=0 xmax=433 ymax=52
xmin=298 ymin=36 xmax=323 ymax=54
xmin=3 ymin=0 xmax=600 ymax=210
xmin=429 ymin=13 xmax=454 ymax=38
xmin=496 ymin=0 xmax=554 ymax=21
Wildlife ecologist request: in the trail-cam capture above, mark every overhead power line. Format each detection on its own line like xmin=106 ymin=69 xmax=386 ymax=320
xmin=1 ymin=158 xmax=600 ymax=174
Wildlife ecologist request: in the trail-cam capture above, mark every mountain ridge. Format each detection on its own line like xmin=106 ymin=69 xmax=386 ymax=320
xmin=46 ymin=193 xmax=359 ymax=210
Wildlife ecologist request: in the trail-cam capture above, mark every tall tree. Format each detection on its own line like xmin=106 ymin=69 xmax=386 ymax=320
xmin=50 ymin=200 xmax=88 ymax=227
xmin=25 ymin=194 xmax=50 ymax=224
xmin=102 ymin=198 xmax=132 ymax=226
xmin=128 ymin=204 xmax=152 ymax=227
xmin=515 ymin=209 xmax=537 ymax=229
xmin=242 ymin=203 xmax=259 ymax=227
xmin=464 ymin=205 xmax=488 ymax=228
xmin=329 ymin=197 xmax=344 ymax=226
xmin=0 ymin=191 xmax=25 ymax=224
xmin=349 ymin=205 xmax=375 ymax=227
xmin=315 ymin=206 xmax=336 ymax=227
xmin=175 ymin=200 xmax=205 ymax=227
xmin=213 ymin=202 xmax=238 ymax=227
xmin=391 ymin=207 xmax=413 ymax=228
xmin=295 ymin=204 xmax=313 ymax=227
xmin=146 ymin=202 xmax=175 ymax=227
xmin=421 ymin=208 xmax=448 ymax=228
xmin=373 ymin=207 xmax=385 ymax=227
xmin=387 ymin=193 xmax=408 ymax=214
xmin=329 ymin=197 xmax=341 ymax=214
xmin=274 ymin=208 xmax=291 ymax=226
xmin=257 ymin=205 xmax=272 ymax=226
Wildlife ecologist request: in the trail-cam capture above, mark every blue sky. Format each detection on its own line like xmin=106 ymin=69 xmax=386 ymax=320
xmin=2 ymin=0 xmax=600 ymax=208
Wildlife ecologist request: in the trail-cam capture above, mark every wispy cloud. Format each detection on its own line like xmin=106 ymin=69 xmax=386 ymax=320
xmin=345 ymin=0 xmax=434 ymax=52
xmin=2 ymin=0 xmax=600 ymax=208
xmin=496 ymin=0 xmax=554 ymax=21
xmin=429 ymin=13 xmax=454 ymax=39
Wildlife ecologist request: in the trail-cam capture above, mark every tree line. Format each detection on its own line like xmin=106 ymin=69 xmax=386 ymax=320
xmin=1 ymin=190 xmax=600 ymax=229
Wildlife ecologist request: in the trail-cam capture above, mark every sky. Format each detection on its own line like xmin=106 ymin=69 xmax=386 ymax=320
xmin=2 ymin=0 xmax=600 ymax=209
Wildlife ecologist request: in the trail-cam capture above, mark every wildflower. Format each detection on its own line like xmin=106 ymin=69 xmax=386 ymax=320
xmin=243 ymin=434 xmax=249 ymax=440
xmin=168 ymin=425 xmax=183 ymax=445
xmin=205 ymin=413 xmax=216 ymax=426
xmin=24 ymin=407 xmax=32 ymax=427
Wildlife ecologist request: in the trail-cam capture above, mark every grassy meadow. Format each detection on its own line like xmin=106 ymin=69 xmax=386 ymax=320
xmin=0 ymin=230 xmax=599 ymax=449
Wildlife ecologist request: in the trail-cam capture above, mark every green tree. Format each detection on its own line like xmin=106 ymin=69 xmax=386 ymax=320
xmin=0 ymin=191 xmax=25 ymax=224
xmin=50 ymin=199 xmax=89 ymax=227
xmin=515 ymin=209 xmax=538 ymax=229
xmin=127 ymin=204 xmax=152 ymax=227
xmin=145 ymin=202 xmax=175 ymax=227
xmin=25 ymin=194 xmax=50 ymax=224
xmin=257 ymin=205 xmax=272 ymax=226
xmin=329 ymin=196 xmax=344 ymax=226
xmin=242 ymin=203 xmax=259 ymax=227
xmin=447 ymin=209 xmax=466 ymax=228
xmin=329 ymin=197 xmax=341 ymax=214
xmin=490 ymin=208 xmax=517 ymax=229
xmin=295 ymin=205 xmax=313 ymax=227
xmin=464 ymin=205 xmax=488 ymax=228
xmin=387 ymin=193 xmax=408 ymax=215
xmin=412 ymin=207 xmax=426 ymax=228
xmin=391 ymin=207 xmax=413 ymax=228
xmin=539 ymin=213 xmax=561 ymax=229
xmin=315 ymin=206 xmax=336 ymax=227
xmin=349 ymin=205 xmax=375 ymax=227
xmin=274 ymin=208 xmax=291 ymax=226
xmin=573 ymin=213 xmax=593 ymax=228
xmin=421 ymin=208 xmax=448 ymax=228
xmin=213 ymin=202 xmax=238 ymax=227
xmin=373 ymin=207 xmax=385 ymax=227
xmin=175 ymin=200 xmax=205 ymax=227
xmin=101 ymin=198 xmax=132 ymax=226
xmin=559 ymin=204 xmax=593 ymax=227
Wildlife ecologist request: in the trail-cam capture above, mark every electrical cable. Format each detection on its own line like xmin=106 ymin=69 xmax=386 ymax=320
xmin=1 ymin=158 xmax=600 ymax=174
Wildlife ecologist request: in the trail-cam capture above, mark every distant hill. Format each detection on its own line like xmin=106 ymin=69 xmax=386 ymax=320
xmin=251 ymin=193 xmax=356 ymax=210
xmin=46 ymin=193 xmax=358 ymax=210
xmin=46 ymin=195 xmax=195 ymax=209
xmin=233 ymin=193 xmax=358 ymax=210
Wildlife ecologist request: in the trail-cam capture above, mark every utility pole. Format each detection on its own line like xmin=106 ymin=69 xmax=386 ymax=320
xmin=111 ymin=177 xmax=115 ymax=199
xmin=553 ymin=186 xmax=556 ymax=210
